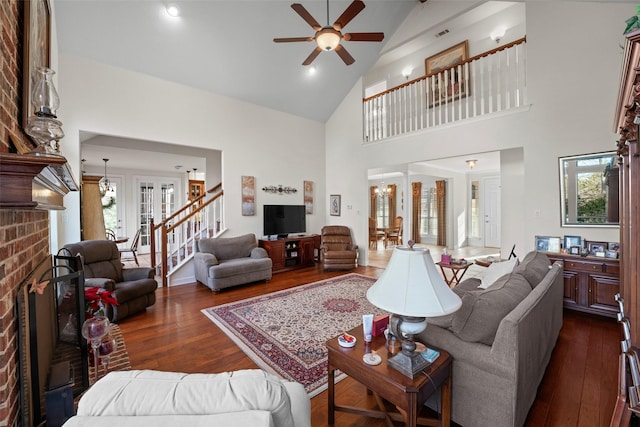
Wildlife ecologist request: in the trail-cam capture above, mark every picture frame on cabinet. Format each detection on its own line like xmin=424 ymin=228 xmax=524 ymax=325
xmin=570 ymin=246 xmax=581 ymax=255
xmin=605 ymin=250 xmax=619 ymax=259
xmin=608 ymin=242 xmax=620 ymax=251
xmin=563 ymin=235 xmax=582 ymax=250
xmin=586 ymin=240 xmax=607 ymax=256
xmin=535 ymin=236 xmax=561 ymax=252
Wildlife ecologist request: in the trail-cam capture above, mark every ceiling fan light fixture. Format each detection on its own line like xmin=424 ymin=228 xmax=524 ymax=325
xmin=316 ymin=28 xmax=341 ymax=51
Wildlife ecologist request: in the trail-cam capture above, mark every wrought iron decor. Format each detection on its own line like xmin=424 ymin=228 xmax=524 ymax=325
xmin=262 ymin=184 xmax=298 ymax=194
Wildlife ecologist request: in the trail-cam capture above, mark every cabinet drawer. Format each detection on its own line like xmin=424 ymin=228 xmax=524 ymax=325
xmin=564 ymin=260 xmax=604 ymax=273
xmin=604 ymin=263 xmax=620 ymax=275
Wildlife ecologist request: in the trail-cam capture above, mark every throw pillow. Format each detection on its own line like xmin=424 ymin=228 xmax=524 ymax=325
xmin=451 ymin=272 xmax=531 ymax=345
xmin=478 ymin=258 xmax=519 ymax=289
xmin=513 ymin=251 xmax=552 ymax=288
xmin=428 ymin=278 xmax=480 ymax=329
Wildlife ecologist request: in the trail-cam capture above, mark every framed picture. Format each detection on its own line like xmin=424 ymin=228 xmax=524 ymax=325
xmin=22 ymin=0 xmax=51 ymax=147
xmin=425 ymin=40 xmax=469 ymax=107
xmin=330 ymin=195 xmax=341 ymax=216
xmin=304 ymin=180 xmax=313 ymax=214
xmin=608 ymin=242 xmax=620 ymax=251
xmin=241 ymin=176 xmax=255 ymax=216
xmin=535 ymin=236 xmax=561 ymax=253
xmin=586 ymin=241 xmax=607 ymax=256
xmin=605 ymin=250 xmax=619 ymax=259
xmin=570 ymin=246 xmax=581 ymax=255
xmin=563 ymin=235 xmax=582 ymax=250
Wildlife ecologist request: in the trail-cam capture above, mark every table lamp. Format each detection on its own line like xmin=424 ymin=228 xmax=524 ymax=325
xmin=366 ymin=242 xmax=462 ymax=378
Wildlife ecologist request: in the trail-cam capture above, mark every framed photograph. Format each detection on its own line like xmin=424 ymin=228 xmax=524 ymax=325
xmin=22 ymin=0 xmax=51 ymax=147
xmin=330 ymin=195 xmax=341 ymax=216
xmin=535 ymin=236 xmax=550 ymax=252
xmin=605 ymin=250 xmax=619 ymax=259
xmin=608 ymin=242 xmax=620 ymax=251
xmin=425 ymin=40 xmax=469 ymax=107
xmin=535 ymin=236 xmax=561 ymax=253
xmin=586 ymin=241 xmax=607 ymax=256
xmin=570 ymin=246 xmax=581 ymax=255
xmin=563 ymin=235 xmax=582 ymax=250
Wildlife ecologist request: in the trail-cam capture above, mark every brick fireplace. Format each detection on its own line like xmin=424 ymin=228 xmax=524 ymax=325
xmin=0 ymin=1 xmax=53 ymax=425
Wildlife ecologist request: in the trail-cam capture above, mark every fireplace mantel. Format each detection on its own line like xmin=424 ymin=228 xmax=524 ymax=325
xmin=0 ymin=152 xmax=78 ymax=210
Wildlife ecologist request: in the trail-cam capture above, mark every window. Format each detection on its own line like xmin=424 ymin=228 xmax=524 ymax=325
xmin=420 ymin=186 xmax=437 ymax=237
xmin=470 ymin=180 xmax=480 ymax=238
xmin=376 ymin=189 xmax=389 ymax=229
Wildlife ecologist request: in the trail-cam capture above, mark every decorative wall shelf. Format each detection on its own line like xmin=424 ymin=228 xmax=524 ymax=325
xmin=0 ymin=153 xmax=78 ymax=210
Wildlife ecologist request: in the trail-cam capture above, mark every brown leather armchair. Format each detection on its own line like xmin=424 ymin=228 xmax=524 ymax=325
xmin=320 ymin=225 xmax=358 ymax=270
xmin=63 ymin=240 xmax=158 ymax=322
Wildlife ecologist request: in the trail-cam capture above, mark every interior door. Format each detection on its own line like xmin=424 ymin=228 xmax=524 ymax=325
xmin=483 ymin=177 xmax=501 ymax=248
xmin=136 ymin=177 xmax=179 ymax=254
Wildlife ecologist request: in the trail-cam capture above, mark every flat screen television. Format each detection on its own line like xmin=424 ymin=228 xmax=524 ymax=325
xmin=263 ymin=205 xmax=306 ymax=238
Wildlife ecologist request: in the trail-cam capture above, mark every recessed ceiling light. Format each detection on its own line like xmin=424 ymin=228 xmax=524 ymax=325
xmin=166 ymin=4 xmax=180 ymax=18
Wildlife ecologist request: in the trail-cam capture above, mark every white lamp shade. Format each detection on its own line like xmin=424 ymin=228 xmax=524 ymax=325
xmin=366 ymin=247 xmax=462 ymax=317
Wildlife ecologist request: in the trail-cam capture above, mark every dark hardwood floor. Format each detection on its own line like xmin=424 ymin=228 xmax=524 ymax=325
xmin=116 ymin=264 xmax=620 ymax=426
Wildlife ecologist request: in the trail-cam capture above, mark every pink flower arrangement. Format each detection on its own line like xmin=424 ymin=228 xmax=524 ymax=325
xmin=85 ymin=287 xmax=118 ymax=319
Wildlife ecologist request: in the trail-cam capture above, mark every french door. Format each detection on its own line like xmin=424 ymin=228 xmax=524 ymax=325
xmin=136 ymin=177 xmax=180 ymax=254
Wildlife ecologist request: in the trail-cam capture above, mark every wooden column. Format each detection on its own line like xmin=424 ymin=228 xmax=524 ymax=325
xmin=81 ymin=175 xmax=106 ymax=240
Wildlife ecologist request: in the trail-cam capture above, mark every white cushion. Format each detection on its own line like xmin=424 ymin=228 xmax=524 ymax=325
xmin=478 ymin=258 xmax=519 ymax=289
xmin=76 ymin=370 xmax=295 ymax=427
xmin=63 ymin=412 xmax=274 ymax=427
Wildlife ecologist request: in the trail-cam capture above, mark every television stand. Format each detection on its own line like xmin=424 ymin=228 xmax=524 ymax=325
xmin=259 ymin=235 xmax=320 ymax=273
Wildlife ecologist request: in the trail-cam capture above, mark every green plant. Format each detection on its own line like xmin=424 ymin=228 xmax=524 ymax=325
xmin=624 ymin=6 xmax=640 ymax=34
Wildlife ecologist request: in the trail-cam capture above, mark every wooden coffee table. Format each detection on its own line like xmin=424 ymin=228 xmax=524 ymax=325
xmin=436 ymin=262 xmax=471 ymax=287
xmin=327 ymin=326 xmax=451 ymax=427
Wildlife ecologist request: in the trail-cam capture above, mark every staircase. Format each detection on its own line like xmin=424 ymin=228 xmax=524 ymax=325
xmin=150 ymin=183 xmax=224 ymax=286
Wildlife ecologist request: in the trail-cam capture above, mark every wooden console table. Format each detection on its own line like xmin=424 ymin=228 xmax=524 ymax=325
xmin=545 ymin=252 xmax=619 ymax=318
xmin=259 ymin=235 xmax=320 ymax=273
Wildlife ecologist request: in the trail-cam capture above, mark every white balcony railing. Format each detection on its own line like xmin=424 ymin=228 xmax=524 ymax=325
xmin=363 ymin=37 xmax=528 ymax=142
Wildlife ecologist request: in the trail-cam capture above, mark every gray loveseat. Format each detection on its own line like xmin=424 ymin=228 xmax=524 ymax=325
xmin=194 ymin=233 xmax=272 ymax=292
xmin=417 ymin=251 xmax=563 ymax=427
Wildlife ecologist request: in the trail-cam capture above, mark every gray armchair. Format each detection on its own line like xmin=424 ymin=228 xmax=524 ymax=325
xmin=63 ymin=240 xmax=158 ymax=322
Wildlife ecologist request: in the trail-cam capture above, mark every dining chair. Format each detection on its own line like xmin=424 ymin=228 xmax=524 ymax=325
xmin=368 ymin=217 xmax=385 ymax=249
xmin=384 ymin=216 xmax=403 ymax=248
xmin=119 ymin=228 xmax=141 ymax=266
xmin=105 ymin=229 xmax=116 ymax=241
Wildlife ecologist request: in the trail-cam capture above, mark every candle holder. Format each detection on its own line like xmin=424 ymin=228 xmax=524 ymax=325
xmin=81 ymin=316 xmax=109 ymax=383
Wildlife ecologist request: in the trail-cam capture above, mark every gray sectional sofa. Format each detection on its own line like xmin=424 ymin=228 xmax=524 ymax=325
xmin=194 ymin=233 xmax=272 ymax=292
xmin=417 ymin=251 xmax=564 ymax=427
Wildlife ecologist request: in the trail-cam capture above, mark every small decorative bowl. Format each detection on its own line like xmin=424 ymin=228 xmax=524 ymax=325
xmin=338 ymin=332 xmax=356 ymax=348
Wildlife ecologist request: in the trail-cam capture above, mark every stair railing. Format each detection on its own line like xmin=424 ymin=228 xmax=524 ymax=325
xmin=151 ymin=183 xmax=224 ymax=286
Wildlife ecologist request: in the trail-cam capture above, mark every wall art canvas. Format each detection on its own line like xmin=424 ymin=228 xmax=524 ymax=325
xmin=242 ymin=176 xmax=255 ymax=216
xmin=304 ymin=180 xmax=313 ymax=214
xmin=330 ymin=195 xmax=341 ymax=216
xmin=425 ymin=40 xmax=469 ymax=107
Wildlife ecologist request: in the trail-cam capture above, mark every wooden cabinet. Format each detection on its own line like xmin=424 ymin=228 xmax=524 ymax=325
xmin=259 ymin=235 xmax=319 ymax=273
xmin=546 ymin=253 xmax=620 ymax=318
xmin=188 ymin=180 xmax=205 ymax=202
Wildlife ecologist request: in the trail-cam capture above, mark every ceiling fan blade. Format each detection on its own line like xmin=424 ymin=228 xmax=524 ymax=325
xmin=273 ymin=37 xmax=314 ymax=43
xmin=303 ymin=47 xmax=323 ymax=66
xmin=333 ymin=0 xmax=365 ymax=31
xmin=291 ymin=3 xmax=322 ymax=31
xmin=343 ymin=32 xmax=384 ymax=42
xmin=335 ymin=44 xmax=355 ymax=66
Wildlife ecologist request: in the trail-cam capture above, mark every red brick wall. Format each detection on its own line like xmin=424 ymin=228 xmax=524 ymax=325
xmin=1 ymin=0 xmax=32 ymax=154
xmin=0 ymin=211 xmax=49 ymax=426
xmin=0 ymin=1 xmax=51 ymax=426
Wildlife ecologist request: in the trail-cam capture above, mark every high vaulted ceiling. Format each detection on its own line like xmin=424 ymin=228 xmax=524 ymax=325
xmin=55 ymin=0 xmax=419 ymax=123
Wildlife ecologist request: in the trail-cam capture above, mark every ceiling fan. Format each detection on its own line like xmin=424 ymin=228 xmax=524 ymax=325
xmin=273 ymin=0 xmax=384 ymax=66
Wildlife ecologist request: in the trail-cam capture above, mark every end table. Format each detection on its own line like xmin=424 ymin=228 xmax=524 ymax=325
xmin=327 ymin=326 xmax=451 ymax=426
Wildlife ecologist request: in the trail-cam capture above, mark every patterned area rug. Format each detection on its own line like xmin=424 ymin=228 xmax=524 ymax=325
xmin=201 ymin=273 xmax=387 ymax=397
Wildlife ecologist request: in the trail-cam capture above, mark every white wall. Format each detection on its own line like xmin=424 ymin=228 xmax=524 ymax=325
xmin=327 ymin=2 xmax=629 ymax=263
xmin=56 ymin=55 xmax=326 ymax=249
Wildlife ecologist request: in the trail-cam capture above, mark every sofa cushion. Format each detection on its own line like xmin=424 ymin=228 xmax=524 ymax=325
xmin=427 ymin=278 xmax=480 ymax=329
xmin=197 ymin=234 xmax=257 ymax=261
xmin=513 ymin=251 xmax=551 ymax=288
xmin=478 ymin=258 xmax=519 ymax=289
xmin=208 ymin=258 xmax=273 ymax=279
xmin=450 ymin=272 xmax=531 ymax=345
xmin=76 ymin=370 xmax=295 ymax=427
